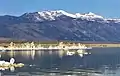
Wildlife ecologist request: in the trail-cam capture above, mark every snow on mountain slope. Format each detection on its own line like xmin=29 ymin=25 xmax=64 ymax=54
xmin=21 ymin=10 xmax=105 ymax=21
xmin=37 ymin=10 xmax=104 ymax=19
xmin=38 ymin=10 xmax=76 ymax=19
xmin=21 ymin=10 xmax=120 ymax=23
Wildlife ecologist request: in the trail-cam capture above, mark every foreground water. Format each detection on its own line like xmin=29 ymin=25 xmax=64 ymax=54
xmin=0 ymin=48 xmax=120 ymax=76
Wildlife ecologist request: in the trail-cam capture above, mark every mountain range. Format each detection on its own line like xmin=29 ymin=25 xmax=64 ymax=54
xmin=0 ymin=10 xmax=120 ymax=42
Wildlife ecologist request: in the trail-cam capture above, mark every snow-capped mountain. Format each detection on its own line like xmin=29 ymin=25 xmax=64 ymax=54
xmin=21 ymin=10 xmax=104 ymax=21
xmin=0 ymin=10 xmax=120 ymax=41
xmin=21 ymin=10 xmax=120 ymax=23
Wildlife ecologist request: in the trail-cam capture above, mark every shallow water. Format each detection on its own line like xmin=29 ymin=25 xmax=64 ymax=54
xmin=0 ymin=48 xmax=120 ymax=76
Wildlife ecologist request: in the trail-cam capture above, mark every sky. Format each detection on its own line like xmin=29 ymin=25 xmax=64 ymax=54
xmin=0 ymin=0 xmax=120 ymax=18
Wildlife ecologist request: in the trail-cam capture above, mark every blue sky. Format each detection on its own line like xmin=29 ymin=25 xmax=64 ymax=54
xmin=0 ymin=0 xmax=120 ymax=18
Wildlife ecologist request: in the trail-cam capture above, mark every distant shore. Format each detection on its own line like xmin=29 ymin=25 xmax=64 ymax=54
xmin=0 ymin=40 xmax=119 ymax=48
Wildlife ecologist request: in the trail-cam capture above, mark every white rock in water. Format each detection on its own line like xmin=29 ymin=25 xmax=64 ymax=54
xmin=10 ymin=58 xmax=15 ymax=64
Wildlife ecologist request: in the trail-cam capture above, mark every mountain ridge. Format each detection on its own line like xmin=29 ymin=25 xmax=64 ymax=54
xmin=0 ymin=10 xmax=120 ymax=42
xmin=20 ymin=10 xmax=120 ymax=22
xmin=1 ymin=10 xmax=120 ymax=22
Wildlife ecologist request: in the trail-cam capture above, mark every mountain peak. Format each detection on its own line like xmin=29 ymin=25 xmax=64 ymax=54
xmin=87 ymin=12 xmax=96 ymax=15
xmin=37 ymin=10 xmax=104 ymax=19
xmin=21 ymin=10 xmax=120 ymax=22
xmin=83 ymin=12 xmax=104 ymax=19
xmin=37 ymin=10 xmax=76 ymax=19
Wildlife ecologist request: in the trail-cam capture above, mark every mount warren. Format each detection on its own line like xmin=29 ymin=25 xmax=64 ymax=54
xmin=0 ymin=10 xmax=120 ymax=42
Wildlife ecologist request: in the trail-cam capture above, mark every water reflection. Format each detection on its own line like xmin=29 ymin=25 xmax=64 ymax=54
xmin=58 ymin=49 xmax=91 ymax=57
xmin=0 ymin=48 xmax=120 ymax=76
xmin=2 ymin=49 xmax=91 ymax=60
xmin=0 ymin=66 xmax=15 ymax=72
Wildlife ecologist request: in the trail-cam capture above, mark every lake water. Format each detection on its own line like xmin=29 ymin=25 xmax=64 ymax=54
xmin=0 ymin=48 xmax=120 ymax=76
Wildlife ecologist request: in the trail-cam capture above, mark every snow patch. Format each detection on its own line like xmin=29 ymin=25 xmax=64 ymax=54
xmin=23 ymin=10 xmax=120 ymax=23
xmin=37 ymin=10 xmax=104 ymax=21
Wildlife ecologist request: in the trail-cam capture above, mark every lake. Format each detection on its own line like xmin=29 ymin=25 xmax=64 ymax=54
xmin=0 ymin=48 xmax=120 ymax=76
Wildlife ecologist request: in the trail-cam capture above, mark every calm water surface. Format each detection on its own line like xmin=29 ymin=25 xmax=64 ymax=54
xmin=0 ymin=48 xmax=120 ymax=76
